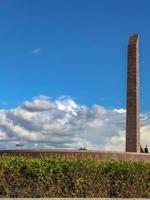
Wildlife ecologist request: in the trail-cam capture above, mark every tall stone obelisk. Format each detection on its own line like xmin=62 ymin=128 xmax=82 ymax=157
xmin=126 ymin=34 xmax=140 ymax=152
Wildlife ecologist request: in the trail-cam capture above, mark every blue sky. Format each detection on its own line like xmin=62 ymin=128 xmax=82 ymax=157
xmin=1 ymin=0 xmax=150 ymax=150
xmin=0 ymin=0 xmax=150 ymax=111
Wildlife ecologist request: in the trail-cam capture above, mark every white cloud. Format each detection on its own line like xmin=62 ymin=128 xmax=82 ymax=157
xmin=31 ymin=48 xmax=42 ymax=55
xmin=113 ymin=108 xmax=126 ymax=114
xmin=0 ymin=96 xmax=150 ymax=151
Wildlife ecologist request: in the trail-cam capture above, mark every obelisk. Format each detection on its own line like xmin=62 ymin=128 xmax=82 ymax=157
xmin=126 ymin=34 xmax=140 ymax=152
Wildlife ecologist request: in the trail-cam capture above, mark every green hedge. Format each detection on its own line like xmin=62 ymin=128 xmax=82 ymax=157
xmin=0 ymin=156 xmax=150 ymax=197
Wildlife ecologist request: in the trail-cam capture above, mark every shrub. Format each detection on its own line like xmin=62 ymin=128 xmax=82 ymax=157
xmin=0 ymin=156 xmax=149 ymax=197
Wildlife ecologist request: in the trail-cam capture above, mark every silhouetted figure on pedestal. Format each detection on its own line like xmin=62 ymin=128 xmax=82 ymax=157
xmin=140 ymin=145 xmax=144 ymax=153
xmin=144 ymin=145 xmax=149 ymax=153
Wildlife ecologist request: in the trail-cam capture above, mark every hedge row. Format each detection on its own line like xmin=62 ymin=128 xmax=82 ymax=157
xmin=0 ymin=156 xmax=150 ymax=197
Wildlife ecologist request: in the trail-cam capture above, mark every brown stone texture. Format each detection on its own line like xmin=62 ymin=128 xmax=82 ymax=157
xmin=0 ymin=150 xmax=150 ymax=162
xmin=126 ymin=34 xmax=140 ymax=152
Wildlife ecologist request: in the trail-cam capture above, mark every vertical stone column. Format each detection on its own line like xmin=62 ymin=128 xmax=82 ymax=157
xmin=126 ymin=34 xmax=140 ymax=152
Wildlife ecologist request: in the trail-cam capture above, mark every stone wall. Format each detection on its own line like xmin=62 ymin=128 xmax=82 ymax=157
xmin=0 ymin=150 xmax=150 ymax=162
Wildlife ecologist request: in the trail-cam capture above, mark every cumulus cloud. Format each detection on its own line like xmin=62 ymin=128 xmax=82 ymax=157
xmin=0 ymin=96 xmax=150 ymax=151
